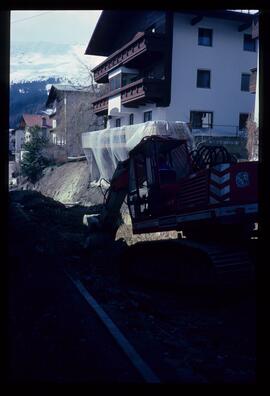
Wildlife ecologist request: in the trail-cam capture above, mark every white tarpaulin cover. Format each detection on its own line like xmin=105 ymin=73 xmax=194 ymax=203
xmin=82 ymin=121 xmax=194 ymax=182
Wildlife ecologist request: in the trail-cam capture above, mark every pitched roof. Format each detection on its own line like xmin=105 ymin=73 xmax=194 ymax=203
xmin=51 ymin=84 xmax=93 ymax=92
xmin=21 ymin=114 xmax=52 ymax=128
xmin=86 ymin=10 xmax=255 ymax=56
xmin=46 ymin=84 xmax=94 ymax=107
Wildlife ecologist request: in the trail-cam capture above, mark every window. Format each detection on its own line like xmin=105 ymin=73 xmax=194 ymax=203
xmin=197 ymin=70 xmax=211 ymax=88
xmin=144 ymin=111 xmax=152 ymax=122
xmin=122 ymin=73 xmax=138 ymax=87
xmin=243 ymin=34 xmax=256 ymax=52
xmin=198 ymin=28 xmax=213 ymax=46
xmin=109 ymin=74 xmax=121 ymax=91
xmin=129 ymin=114 xmax=134 ymax=125
xmin=241 ymin=73 xmax=251 ymax=91
xmin=190 ymin=111 xmax=213 ymax=129
xmin=239 ymin=113 xmax=249 ymax=130
xmin=116 ymin=118 xmax=121 ymax=127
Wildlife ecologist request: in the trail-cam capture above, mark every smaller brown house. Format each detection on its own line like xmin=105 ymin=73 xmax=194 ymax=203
xmin=46 ymin=84 xmax=103 ymax=158
xmin=15 ymin=113 xmax=52 ymax=162
xmin=19 ymin=113 xmax=52 ymax=142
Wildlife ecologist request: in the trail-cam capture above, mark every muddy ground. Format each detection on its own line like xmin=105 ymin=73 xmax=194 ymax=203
xmin=8 ymin=189 xmax=256 ymax=383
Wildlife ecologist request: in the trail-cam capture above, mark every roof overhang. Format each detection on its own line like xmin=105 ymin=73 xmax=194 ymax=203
xmin=85 ymin=10 xmax=137 ymax=56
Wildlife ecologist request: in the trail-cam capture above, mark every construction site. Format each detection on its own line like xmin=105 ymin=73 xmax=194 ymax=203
xmin=8 ymin=120 xmax=257 ymax=384
xmin=7 ymin=9 xmax=260 ymax=384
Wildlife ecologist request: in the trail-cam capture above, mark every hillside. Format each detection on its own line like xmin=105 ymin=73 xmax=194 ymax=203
xmin=9 ymin=78 xmax=60 ymax=128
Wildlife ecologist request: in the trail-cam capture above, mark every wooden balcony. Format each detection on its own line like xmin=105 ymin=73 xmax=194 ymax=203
xmin=92 ymin=78 xmax=165 ymax=114
xmin=92 ymin=31 xmax=166 ymax=83
xmin=121 ymin=78 xmax=165 ymax=107
xmin=92 ymin=97 xmax=108 ymax=115
xmin=250 ymin=68 xmax=257 ymax=93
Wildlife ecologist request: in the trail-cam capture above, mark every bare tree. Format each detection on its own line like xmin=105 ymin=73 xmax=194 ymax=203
xmin=69 ymin=53 xmax=109 ymax=97
xmin=246 ymin=114 xmax=259 ymax=161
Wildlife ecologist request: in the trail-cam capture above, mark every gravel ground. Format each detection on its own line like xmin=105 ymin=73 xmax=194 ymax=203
xmin=8 ymin=190 xmax=256 ymax=383
xmin=69 ymin=247 xmax=256 ymax=384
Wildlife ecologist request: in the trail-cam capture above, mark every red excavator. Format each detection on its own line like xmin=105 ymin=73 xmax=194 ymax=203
xmin=85 ymin=135 xmax=258 ymax=286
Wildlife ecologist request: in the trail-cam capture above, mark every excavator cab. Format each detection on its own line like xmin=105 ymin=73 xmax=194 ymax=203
xmin=127 ymin=136 xmax=191 ymax=222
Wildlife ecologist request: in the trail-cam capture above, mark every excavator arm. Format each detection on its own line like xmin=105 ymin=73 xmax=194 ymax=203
xmin=99 ymin=159 xmax=129 ymax=236
xmin=84 ymin=159 xmax=130 ymax=242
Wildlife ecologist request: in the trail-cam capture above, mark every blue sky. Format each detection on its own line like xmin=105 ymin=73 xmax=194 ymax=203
xmin=11 ymin=10 xmax=102 ymax=46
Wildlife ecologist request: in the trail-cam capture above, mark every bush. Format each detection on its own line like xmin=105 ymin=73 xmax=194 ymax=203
xmin=21 ymin=126 xmax=52 ymax=183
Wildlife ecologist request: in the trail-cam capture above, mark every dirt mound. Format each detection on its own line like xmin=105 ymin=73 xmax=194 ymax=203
xmin=18 ymin=161 xmax=104 ymax=207
xmin=9 ymin=190 xmax=66 ymax=210
xmin=16 ymin=161 xmax=178 ymax=245
xmin=9 ymin=190 xmax=104 ymax=264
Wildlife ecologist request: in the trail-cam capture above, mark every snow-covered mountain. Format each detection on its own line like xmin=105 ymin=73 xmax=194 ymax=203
xmin=9 ymin=41 xmax=105 ymax=128
xmin=10 ymin=40 xmax=104 ymax=85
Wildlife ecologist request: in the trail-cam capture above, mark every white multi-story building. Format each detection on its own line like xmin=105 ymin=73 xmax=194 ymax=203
xmin=86 ymin=10 xmax=257 ymax=136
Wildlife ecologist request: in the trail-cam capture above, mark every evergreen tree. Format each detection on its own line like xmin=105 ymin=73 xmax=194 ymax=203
xmin=21 ymin=126 xmax=51 ymax=183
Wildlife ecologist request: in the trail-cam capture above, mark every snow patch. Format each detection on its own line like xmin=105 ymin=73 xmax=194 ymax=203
xmin=10 ymin=41 xmax=106 ymax=85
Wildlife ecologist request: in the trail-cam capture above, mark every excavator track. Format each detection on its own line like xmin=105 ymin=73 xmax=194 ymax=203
xmin=123 ymin=238 xmax=255 ymax=289
xmin=178 ymin=239 xmax=255 ymax=287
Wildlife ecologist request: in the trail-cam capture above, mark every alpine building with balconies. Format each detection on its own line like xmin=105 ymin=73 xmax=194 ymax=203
xmin=85 ymin=10 xmax=257 ymax=136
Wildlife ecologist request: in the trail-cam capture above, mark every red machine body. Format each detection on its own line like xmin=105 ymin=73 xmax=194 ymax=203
xmin=126 ymin=137 xmax=258 ymax=235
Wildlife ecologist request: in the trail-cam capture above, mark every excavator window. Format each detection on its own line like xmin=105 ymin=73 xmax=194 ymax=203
xmin=128 ymin=138 xmax=191 ymax=221
xmin=128 ymin=154 xmax=150 ymax=219
xmin=158 ymin=153 xmax=177 ymax=184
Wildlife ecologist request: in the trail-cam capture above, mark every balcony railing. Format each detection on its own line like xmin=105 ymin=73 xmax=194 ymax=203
xmin=191 ymin=124 xmax=249 ymax=138
xmin=121 ymin=78 xmax=165 ymax=107
xmin=250 ymin=68 xmax=257 ymax=93
xmin=92 ymin=31 xmax=166 ymax=83
xmin=92 ymin=78 xmax=165 ymax=114
xmin=92 ymin=97 xmax=109 ymax=115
